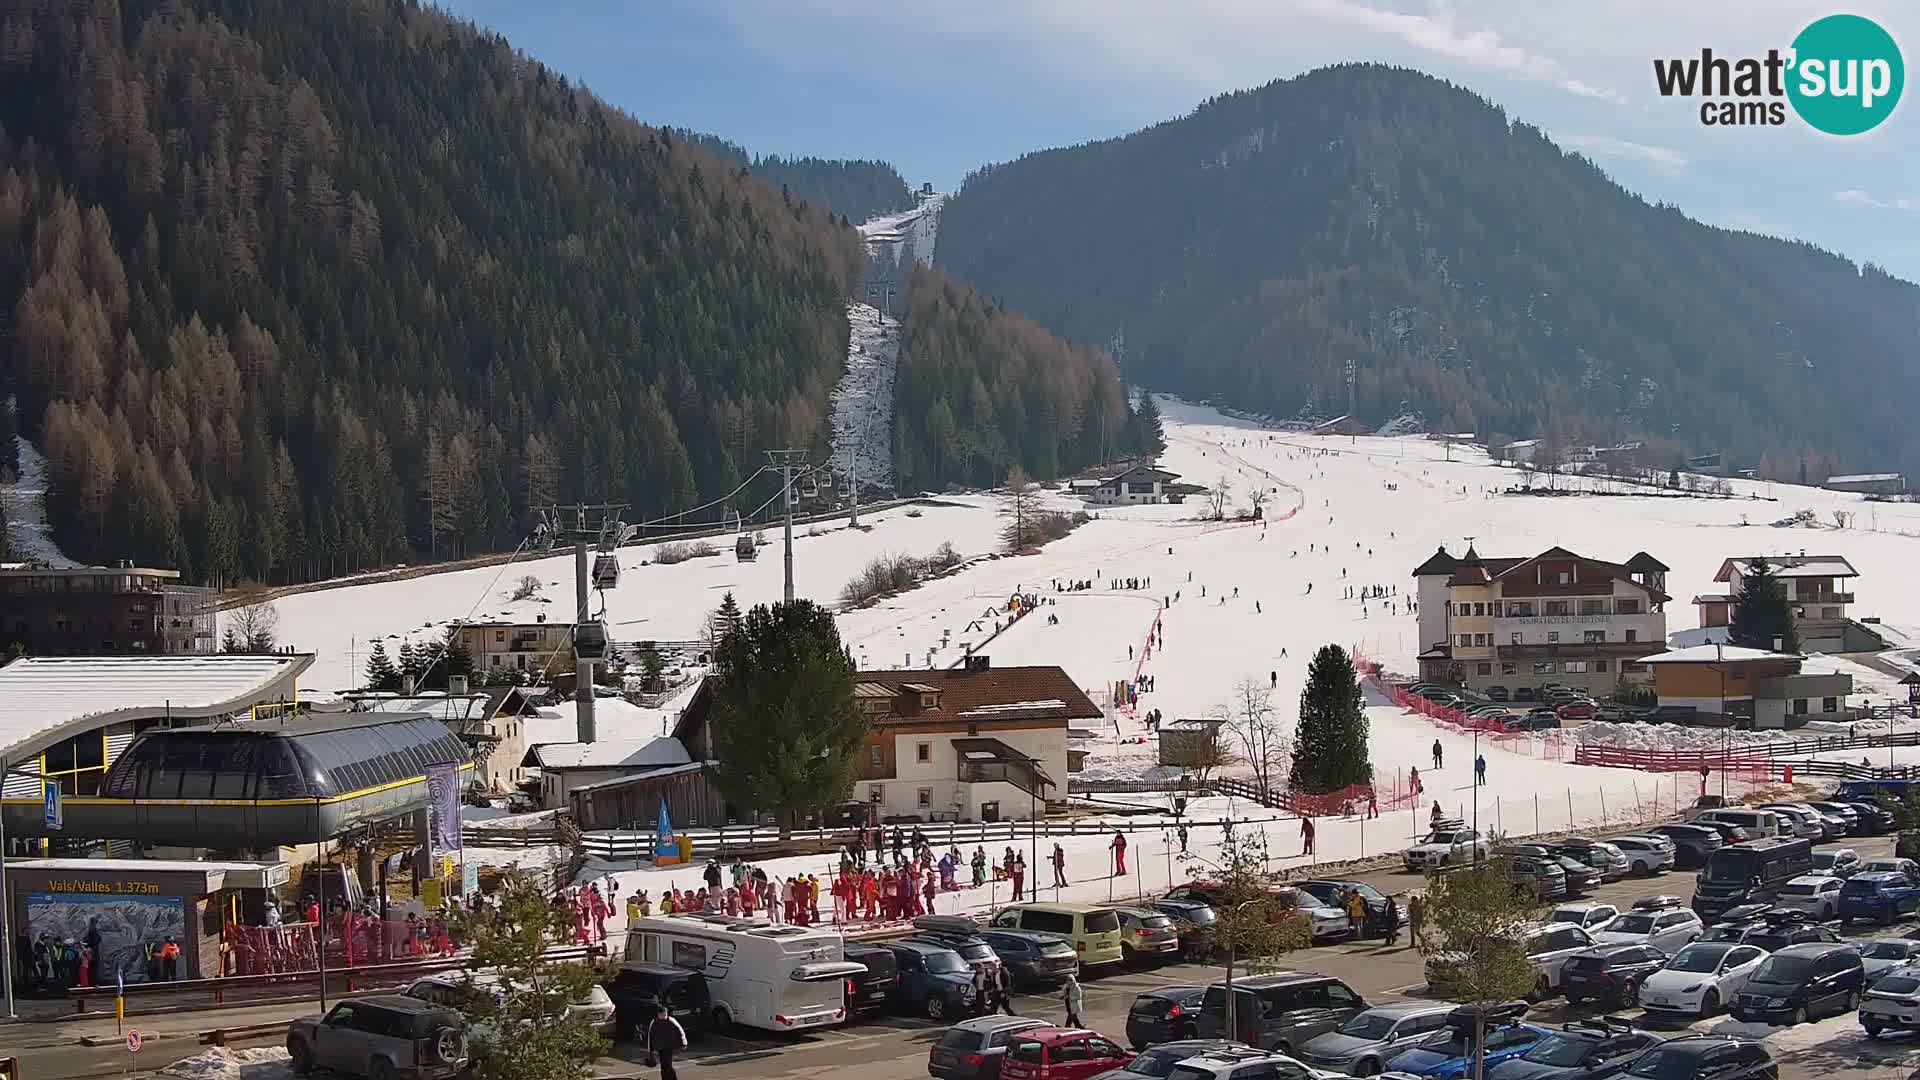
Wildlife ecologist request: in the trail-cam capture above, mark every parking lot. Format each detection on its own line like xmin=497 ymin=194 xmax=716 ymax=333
xmin=585 ymin=834 xmax=1920 ymax=1080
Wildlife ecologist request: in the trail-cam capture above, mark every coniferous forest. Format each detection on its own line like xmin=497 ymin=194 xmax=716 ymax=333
xmin=937 ymin=64 xmax=1920 ymax=478
xmin=0 ymin=0 xmax=866 ymax=584
xmin=669 ymin=130 xmax=917 ymax=226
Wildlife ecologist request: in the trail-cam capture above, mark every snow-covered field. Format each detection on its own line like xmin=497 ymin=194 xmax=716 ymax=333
xmin=2 ymin=430 xmax=77 ymax=565
xmin=272 ymin=397 xmax=1920 ymax=914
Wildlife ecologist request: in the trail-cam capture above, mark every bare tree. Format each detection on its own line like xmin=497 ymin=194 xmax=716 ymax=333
xmin=222 ymin=599 xmax=280 ymax=653
xmin=511 ymin=574 xmax=543 ymax=601
xmin=1001 ymin=466 xmax=1042 ymax=552
xmin=1205 ymin=474 xmax=1234 ymax=521
xmin=1183 ymin=719 xmax=1236 ymax=788
xmin=1832 ymin=510 xmax=1852 ymax=530
xmin=1219 ymin=677 xmax=1290 ymax=800
xmin=1247 ymin=486 xmax=1271 ymax=518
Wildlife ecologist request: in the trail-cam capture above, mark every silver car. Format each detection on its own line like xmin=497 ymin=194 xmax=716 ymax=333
xmin=1295 ymin=1002 xmax=1455 ymax=1075
xmin=1610 ymin=836 xmax=1676 ymax=876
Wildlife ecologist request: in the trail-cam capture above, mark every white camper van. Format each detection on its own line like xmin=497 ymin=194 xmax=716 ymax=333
xmin=623 ymin=913 xmax=866 ymax=1033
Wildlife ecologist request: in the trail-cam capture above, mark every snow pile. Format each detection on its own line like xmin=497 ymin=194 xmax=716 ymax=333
xmin=1574 ymin=722 xmax=1795 ymax=750
xmin=829 ymin=302 xmax=898 ymax=495
xmin=158 ymin=1047 xmax=292 ymax=1080
xmin=1 ymin=431 xmax=78 ymax=566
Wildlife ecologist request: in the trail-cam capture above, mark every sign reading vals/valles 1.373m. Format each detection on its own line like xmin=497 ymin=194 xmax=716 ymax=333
xmin=1654 ymin=14 xmax=1904 ymax=134
xmin=42 ymin=880 xmax=164 ymax=895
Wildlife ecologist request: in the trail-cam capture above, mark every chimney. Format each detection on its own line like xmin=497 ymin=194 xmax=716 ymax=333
xmin=401 ymin=674 xmax=415 ymax=695
xmin=536 ymin=613 xmax=546 ymax=623
xmin=449 ymin=674 xmax=468 ymax=696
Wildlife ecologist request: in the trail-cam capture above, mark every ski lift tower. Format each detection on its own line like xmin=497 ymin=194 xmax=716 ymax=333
xmin=765 ymin=450 xmax=810 ymax=604
xmin=544 ymin=501 xmax=628 ymax=743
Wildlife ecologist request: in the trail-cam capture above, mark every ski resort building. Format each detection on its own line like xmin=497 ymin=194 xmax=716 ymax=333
xmin=0 ymin=563 xmax=215 ymax=656
xmin=1695 ymin=554 xmax=1878 ymax=653
xmin=1822 ymin=472 xmax=1905 ymax=496
xmin=1413 ymin=546 xmax=1670 ymax=697
xmin=1639 ymin=644 xmax=1856 ymax=729
xmin=1090 ymin=465 xmax=1183 ymax=506
xmin=456 ymin=617 xmax=575 ymax=676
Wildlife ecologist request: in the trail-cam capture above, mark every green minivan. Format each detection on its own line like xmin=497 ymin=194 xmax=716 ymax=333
xmin=989 ymin=903 xmax=1125 ymax=967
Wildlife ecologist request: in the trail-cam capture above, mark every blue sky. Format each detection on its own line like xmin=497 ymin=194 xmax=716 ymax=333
xmin=436 ymin=0 xmax=1920 ymax=280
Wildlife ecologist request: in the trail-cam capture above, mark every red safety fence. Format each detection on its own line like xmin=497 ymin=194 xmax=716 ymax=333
xmin=225 ymin=914 xmax=458 ymax=977
xmin=1571 ymin=743 xmax=1777 ymax=783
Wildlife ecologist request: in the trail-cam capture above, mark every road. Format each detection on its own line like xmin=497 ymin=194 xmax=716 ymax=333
xmin=27 ymin=835 xmax=1920 ymax=1080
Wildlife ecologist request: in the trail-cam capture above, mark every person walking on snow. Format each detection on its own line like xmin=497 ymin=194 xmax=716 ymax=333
xmin=1063 ymin=974 xmax=1086 ymax=1028
xmin=1110 ymin=831 xmax=1128 ymax=876
xmin=1052 ymin=843 xmax=1068 ymax=888
xmin=1409 ymin=765 xmax=1421 ymax=796
xmin=1475 ymin=754 xmax=1487 ymax=785
xmin=1300 ymin=816 xmax=1316 ymax=856
xmin=1431 ymin=739 xmax=1443 ymax=770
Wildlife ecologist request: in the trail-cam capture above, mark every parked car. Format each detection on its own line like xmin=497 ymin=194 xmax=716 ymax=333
xmin=883 ymin=941 xmax=980 ymax=1020
xmin=1514 ymin=687 xmax=1540 ymax=702
xmin=1549 ymin=840 xmax=1630 ymax=882
xmin=981 ymin=929 xmax=1079 ymax=988
xmin=1737 ymin=912 xmax=1842 ymax=952
xmin=1840 ymin=872 xmax=1920 ymax=925
xmin=1859 ymin=858 xmax=1920 ymax=885
xmin=1732 ymin=942 xmax=1866 ymax=1026
xmin=600 ymin=964 xmax=711 ymax=1043
xmin=1000 ymin=1028 xmax=1135 ymax=1080
xmin=1683 ymin=795 xmax=1732 ymax=821
xmin=1806 ymin=802 xmax=1863 ymax=835
xmin=930 ymin=1016 xmax=1051 ymax=1080
xmin=1526 ymin=707 xmax=1560 ymax=727
xmin=1110 ymin=906 xmax=1184 ymax=963
xmin=842 ymin=942 xmax=900 ymax=1017
xmin=1770 ymin=875 xmax=1844 ymax=921
xmin=1092 ymin=1040 xmax=1245 ymax=1080
xmin=1483 ymin=1017 xmax=1658 ymax=1080
xmin=1590 ymin=900 xmax=1701 ymax=953
xmin=1647 ymin=824 xmax=1724 ymax=869
xmin=1543 ymin=903 xmax=1618 ymax=933
xmin=1811 ymin=847 xmax=1863 ymax=879
xmin=990 ymin=905 xmax=1126 ymax=968
xmin=1295 ymin=880 xmax=1403 ymax=937
xmin=287 ymin=994 xmax=469 ymax=1080
xmin=1608 ymin=836 xmax=1677 ymax=876
xmin=1689 ymin=819 xmax=1752 ymax=848
xmin=1486 ymin=686 xmax=1510 ymax=702
xmin=915 ymin=915 xmax=1008 ymax=981
xmin=1697 ymin=904 xmax=1772 ymax=942
xmin=1861 ymin=968 xmax=1920 ymax=1038
xmin=1124 ymin=986 xmax=1206 ymax=1048
xmin=1636 ymin=941 xmax=1768 ymax=1021
xmin=1860 ymin=938 xmax=1920 ymax=979
xmin=1555 ymin=702 xmax=1596 ymax=722
xmin=1561 ymin=944 xmax=1669 ymax=1006
xmin=1198 ymin=971 xmax=1368 ymax=1053
xmin=1152 ymin=898 xmax=1219 ymax=958
xmin=1507 ymin=855 xmax=1570 ymax=900
xmin=1382 ymin=1005 xmax=1548 ymax=1079
xmin=1404 ymin=822 xmax=1491 ymax=869
xmin=1158 ymin=1048 xmax=1337 ymax=1080
xmin=1430 ymin=923 xmax=1595 ymax=1002
xmin=1294 ymin=1002 xmax=1455 ymax=1076
xmin=407 ymin=971 xmax=616 ymax=1039
xmin=1842 ymin=800 xmax=1896 ymax=835
xmin=1272 ymin=886 xmax=1356 ymax=942
xmin=1495 ymin=846 xmax=1595 ymax=896
xmin=1617 ymin=1036 xmax=1775 ymax=1080
xmin=1757 ymin=804 xmax=1828 ymax=841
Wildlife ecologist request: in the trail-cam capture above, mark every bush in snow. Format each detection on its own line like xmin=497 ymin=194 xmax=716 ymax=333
xmin=653 ymin=539 xmax=717 ymax=565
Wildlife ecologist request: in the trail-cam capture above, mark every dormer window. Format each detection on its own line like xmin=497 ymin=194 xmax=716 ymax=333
xmin=921 ymin=693 xmax=936 ymax=709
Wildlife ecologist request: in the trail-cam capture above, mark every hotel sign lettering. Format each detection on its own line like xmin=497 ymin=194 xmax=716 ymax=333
xmin=1505 ymin=615 xmax=1618 ymax=625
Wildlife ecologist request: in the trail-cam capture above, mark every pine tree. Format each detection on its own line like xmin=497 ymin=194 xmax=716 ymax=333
xmin=710 ymin=599 xmax=867 ymax=837
xmin=1133 ymin=393 xmax=1167 ymax=454
xmin=397 ymin=639 xmax=423 ymax=689
xmin=1728 ymin=557 xmax=1800 ymax=654
xmin=1289 ymin=645 xmax=1372 ymax=794
xmin=365 ymin=640 xmax=400 ymax=691
xmin=708 ymin=591 xmax=743 ymax=646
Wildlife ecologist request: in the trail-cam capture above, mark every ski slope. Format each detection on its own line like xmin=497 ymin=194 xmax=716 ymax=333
xmin=828 ymin=301 xmax=898 ymax=496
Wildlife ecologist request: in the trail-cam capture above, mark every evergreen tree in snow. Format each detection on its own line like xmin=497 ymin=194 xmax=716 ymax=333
xmin=365 ymin=640 xmax=401 ymax=691
xmin=397 ymin=639 xmax=423 ymax=689
xmin=708 ymin=591 xmax=744 ymax=647
xmin=1132 ymin=393 xmax=1167 ymax=454
xmin=1728 ymin=556 xmax=1799 ymax=654
xmin=1289 ymin=644 xmax=1372 ymax=793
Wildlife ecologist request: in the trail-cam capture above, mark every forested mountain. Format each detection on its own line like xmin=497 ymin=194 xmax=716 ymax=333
xmin=0 ymin=0 xmax=865 ymax=584
xmin=937 ymin=64 xmax=1920 ymax=477
xmin=893 ymin=265 xmax=1158 ymax=492
xmin=671 ymin=130 xmax=915 ymax=225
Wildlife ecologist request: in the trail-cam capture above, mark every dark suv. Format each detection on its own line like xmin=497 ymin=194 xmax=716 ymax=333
xmin=912 ymin=915 xmax=1005 ymax=982
xmin=1732 ymin=942 xmax=1865 ymax=1026
xmin=844 ymin=942 xmax=900 ymax=1017
xmin=981 ymin=929 xmax=1078 ymax=987
xmin=1619 ymin=1036 xmax=1776 ymax=1080
xmin=1561 ymin=944 xmax=1668 ymax=1006
xmin=1485 ymin=1017 xmax=1659 ymax=1080
xmin=603 ymin=964 xmax=711 ymax=1044
xmin=1124 ymin=985 xmax=1205 ymax=1047
xmin=288 ymin=994 xmax=467 ymax=1079
xmin=1196 ymin=971 xmax=1367 ymax=1053
xmin=884 ymin=941 xmax=978 ymax=1020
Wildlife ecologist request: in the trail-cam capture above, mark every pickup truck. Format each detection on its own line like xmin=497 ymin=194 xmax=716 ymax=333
xmin=1404 ymin=822 xmax=1491 ymax=870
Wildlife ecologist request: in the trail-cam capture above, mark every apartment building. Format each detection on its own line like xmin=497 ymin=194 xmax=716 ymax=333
xmin=1413 ymin=545 xmax=1670 ymax=697
xmin=0 ymin=562 xmax=214 ymax=656
xmin=456 ymin=617 xmax=574 ymax=676
xmin=1695 ymin=553 xmax=1877 ymax=652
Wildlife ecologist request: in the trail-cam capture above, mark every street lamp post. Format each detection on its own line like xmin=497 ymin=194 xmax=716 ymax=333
xmin=1718 ymin=642 xmax=1727 ymax=800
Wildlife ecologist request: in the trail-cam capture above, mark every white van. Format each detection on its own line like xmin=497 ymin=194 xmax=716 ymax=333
xmin=1694 ymin=808 xmax=1781 ymax=841
xmin=622 ymin=913 xmax=866 ymax=1033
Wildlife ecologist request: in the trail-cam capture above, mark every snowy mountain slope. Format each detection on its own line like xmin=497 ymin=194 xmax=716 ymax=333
xmin=860 ymin=191 xmax=943 ymax=272
xmin=828 ymin=302 xmax=898 ymax=496
xmin=1 ymin=433 xmax=78 ymax=566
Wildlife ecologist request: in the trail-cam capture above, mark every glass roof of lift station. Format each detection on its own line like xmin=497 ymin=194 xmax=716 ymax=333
xmin=102 ymin=712 xmax=470 ymax=801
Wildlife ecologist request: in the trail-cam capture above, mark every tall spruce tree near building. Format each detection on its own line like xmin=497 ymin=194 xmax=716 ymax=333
xmin=1728 ymin=557 xmax=1800 ymax=654
xmin=1289 ymin=645 xmax=1372 ymax=793
xmin=364 ymin=641 xmax=401 ymax=691
xmin=1132 ymin=394 xmax=1167 ymax=454
xmin=710 ymin=599 xmax=867 ymax=837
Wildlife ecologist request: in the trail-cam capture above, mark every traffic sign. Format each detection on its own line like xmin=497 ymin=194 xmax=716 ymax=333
xmin=126 ymin=1030 xmax=142 ymax=1053
xmin=43 ymin=781 xmax=61 ymax=831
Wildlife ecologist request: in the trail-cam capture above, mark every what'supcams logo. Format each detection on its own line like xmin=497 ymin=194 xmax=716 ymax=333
xmin=1653 ymin=13 xmax=1903 ymax=134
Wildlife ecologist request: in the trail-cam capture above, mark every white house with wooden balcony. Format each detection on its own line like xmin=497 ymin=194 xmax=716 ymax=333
xmin=1694 ymin=554 xmax=1878 ymax=652
xmin=1413 ymin=545 xmax=1670 ymax=696
xmin=1090 ymin=465 xmax=1184 ymax=506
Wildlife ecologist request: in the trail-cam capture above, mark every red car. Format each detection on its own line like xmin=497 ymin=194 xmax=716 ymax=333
xmin=999 ymin=1027 xmax=1135 ymax=1080
xmin=1557 ymin=702 xmax=1595 ymax=721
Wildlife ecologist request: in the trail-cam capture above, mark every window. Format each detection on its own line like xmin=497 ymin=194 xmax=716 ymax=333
xmin=1477 ymin=663 xmax=1493 ymax=676
xmin=1324 ymin=983 xmax=1360 ymax=1008
xmin=495 ymin=630 xmax=506 ymax=643
xmin=1552 ymin=570 xmax=1573 ymax=586
xmin=1053 ymin=1041 xmax=1090 ymax=1063
xmin=1473 ymin=603 xmax=1487 ymax=617
xmin=1579 ymin=600 xmax=1605 ymax=615
xmin=1823 ymin=697 xmax=1838 ymax=713
xmin=916 ymin=743 xmax=931 ymax=763
xmin=870 ymin=746 xmax=883 ymax=766
xmin=1510 ymin=602 xmax=1535 ymax=617
xmin=1564 ymin=661 xmax=1588 ymax=673
xmin=1623 ymin=661 xmax=1646 ymax=673
xmin=1474 ymin=634 xmax=1489 ymax=647
xmin=671 ymin=941 xmax=707 ymax=970
xmin=1584 ymin=630 xmax=1605 ymax=644
xmin=1792 ymin=699 xmax=1808 ymax=716
xmin=1624 ymin=629 xmax=1638 ymax=644
xmin=1545 ymin=601 xmax=1570 ymax=616
xmin=1593 ymin=659 xmax=1609 ymax=673
xmin=1616 ymin=598 xmax=1641 ymax=614
xmin=1501 ymin=663 xmax=1518 ymax=676
xmin=1533 ymin=661 xmax=1557 ymax=675
xmin=917 ymin=787 xmax=933 ymax=808
xmin=1547 ymin=632 xmax=1560 ymax=643
xmin=1457 ymin=634 xmax=1471 ymax=647
xmin=868 ymin=785 xmax=884 ymax=804
xmin=1085 ymin=1038 xmax=1123 ymax=1060
xmin=1511 ymin=632 xmax=1523 ymax=645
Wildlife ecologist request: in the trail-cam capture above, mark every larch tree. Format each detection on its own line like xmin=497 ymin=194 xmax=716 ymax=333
xmin=709 ymin=599 xmax=867 ymax=836
xmin=1001 ymin=465 xmax=1042 ymax=552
